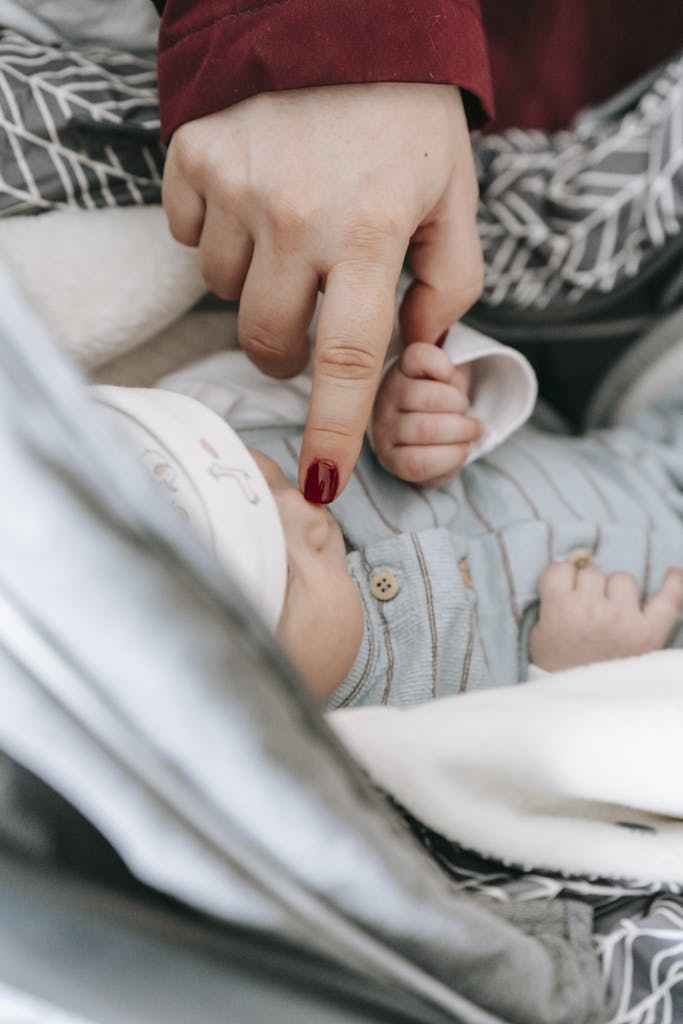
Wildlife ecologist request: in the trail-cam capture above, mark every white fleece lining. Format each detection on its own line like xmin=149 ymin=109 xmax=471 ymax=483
xmin=329 ymin=649 xmax=683 ymax=882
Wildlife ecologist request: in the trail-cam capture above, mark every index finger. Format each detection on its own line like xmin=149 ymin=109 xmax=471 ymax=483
xmin=299 ymin=256 xmax=403 ymax=502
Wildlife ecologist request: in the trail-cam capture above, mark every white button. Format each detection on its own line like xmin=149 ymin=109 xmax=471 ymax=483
xmin=370 ymin=571 xmax=400 ymax=602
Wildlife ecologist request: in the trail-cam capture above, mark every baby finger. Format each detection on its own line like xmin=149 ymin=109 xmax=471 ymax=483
xmin=537 ymin=560 xmax=576 ymax=599
xmin=575 ymin=565 xmax=608 ymax=596
xmin=605 ymin=571 xmax=641 ymax=605
xmin=399 ymin=341 xmax=457 ymax=383
xmin=395 ymin=377 xmax=470 ymax=415
xmin=390 ymin=444 xmax=470 ymax=485
xmin=643 ymin=566 xmax=683 ymax=641
xmin=394 ymin=412 xmax=481 ymax=447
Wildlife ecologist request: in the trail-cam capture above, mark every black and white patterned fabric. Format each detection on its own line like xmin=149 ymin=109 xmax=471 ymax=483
xmin=474 ymin=55 xmax=683 ymax=311
xmin=0 ymin=29 xmax=162 ymax=216
xmin=1 ymin=25 xmax=681 ymax=330
xmin=406 ymin=814 xmax=683 ymax=1024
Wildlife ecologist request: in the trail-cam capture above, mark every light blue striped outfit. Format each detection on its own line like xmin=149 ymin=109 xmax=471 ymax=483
xmin=242 ymin=390 xmax=683 ymax=709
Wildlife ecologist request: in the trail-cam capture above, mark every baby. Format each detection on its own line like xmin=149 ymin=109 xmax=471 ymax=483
xmin=94 ymin=327 xmax=683 ymax=706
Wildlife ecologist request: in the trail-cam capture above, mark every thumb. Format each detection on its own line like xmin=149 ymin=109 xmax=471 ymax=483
xmin=643 ymin=567 xmax=683 ymax=641
xmin=298 ymin=259 xmax=400 ymax=503
xmin=400 ymin=169 xmax=483 ymax=346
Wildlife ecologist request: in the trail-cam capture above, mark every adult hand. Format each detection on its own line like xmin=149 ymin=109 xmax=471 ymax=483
xmin=162 ymin=82 xmax=483 ymax=502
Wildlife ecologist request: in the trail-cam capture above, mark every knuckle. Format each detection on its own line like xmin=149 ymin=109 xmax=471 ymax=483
xmin=308 ymin=419 xmax=357 ymax=446
xmin=240 ymin=323 xmax=288 ymax=365
xmin=372 ymin=391 xmax=394 ymax=423
xmin=318 ymin=340 xmax=381 ymax=382
xmin=610 ymin=571 xmax=636 ymax=587
xmin=413 ymin=417 xmax=439 ymax=445
xmin=372 ymin=433 xmax=391 ymax=461
xmin=168 ymin=128 xmax=203 ymax=182
xmin=377 ymin=447 xmax=400 ymax=476
xmin=442 ymin=260 xmax=484 ymax=316
xmin=344 ymin=212 xmax=402 ymax=255
xmin=165 ymin=212 xmax=188 ymax=245
xmin=399 ymin=449 xmax=431 ymax=483
xmin=401 ymin=342 xmax=430 ymax=375
xmin=213 ymin=175 xmax=244 ymax=211
xmin=458 ymin=269 xmax=485 ymax=310
xmin=420 ymin=390 xmax=444 ymax=414
xmin=450 ymin=445 xmax=468 ymax=470
xmin=267 ymin=191 xmax=316 ymax=239
xmin=199 ymin=259 xmax=231 ymax=301
xmin=451 ymin=366 xmax=470 ymax=392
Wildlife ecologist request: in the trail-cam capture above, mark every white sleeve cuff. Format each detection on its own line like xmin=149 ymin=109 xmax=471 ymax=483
xmin=366 ymin=324 xmax=538 ymax=462
xmin=441 ymin=323 xmax=538 ymax=464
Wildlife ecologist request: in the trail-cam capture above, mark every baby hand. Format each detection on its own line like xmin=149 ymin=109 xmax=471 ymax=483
xmin=371 ymin=342 xmax=482 ymax=486
xmin=529 ymin=562 xmax=683 ymax=672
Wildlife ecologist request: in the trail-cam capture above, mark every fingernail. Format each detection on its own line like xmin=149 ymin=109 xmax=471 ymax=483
xmin=435 ymin=331 xmax=448 ymax=348
xmin=304 ymin=459 xmax=339 ymax=504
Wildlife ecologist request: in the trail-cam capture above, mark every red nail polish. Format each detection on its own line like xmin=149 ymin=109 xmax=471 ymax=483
xmin=435 ymin=331 xmax=448 ymax=348
xmin=304 ymin=459 xmax=339 ymax=504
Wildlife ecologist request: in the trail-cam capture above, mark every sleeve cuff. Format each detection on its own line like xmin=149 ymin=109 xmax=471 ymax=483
xmin=441 ymin=323 xmax=538 ymax=465
xmin=157 ymin=0 xmax=493 ymax=142
xmin=366 ymin=322 xmax=538 ymax=459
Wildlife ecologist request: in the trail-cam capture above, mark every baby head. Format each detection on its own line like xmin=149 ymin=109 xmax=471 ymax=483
xmin=93 ymin=386 xmax=363 ymax=699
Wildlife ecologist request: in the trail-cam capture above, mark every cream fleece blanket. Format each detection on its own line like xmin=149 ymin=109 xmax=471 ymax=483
xmin=0 ymin=206 xmax=206 ymax=368
xmin=329 ymin=650 xmax=683 ymax=883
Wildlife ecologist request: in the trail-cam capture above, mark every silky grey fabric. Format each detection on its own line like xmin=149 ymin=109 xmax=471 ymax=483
xmin=0 ymin=263 xmax=604 ymax=1023
xmin=0 ymin=0 xmax=158 ymax=51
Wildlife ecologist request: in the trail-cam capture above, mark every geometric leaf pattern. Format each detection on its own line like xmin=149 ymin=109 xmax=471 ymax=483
xmin=405 ymin=814 xmax=683 ymax=1024
xmin=2 ymin=31 xmax=680 ymax=329
xmin=0 ymin=29 xmax=163 ymax=217
xmin=473 ymin=56 xmax=683 ymax=311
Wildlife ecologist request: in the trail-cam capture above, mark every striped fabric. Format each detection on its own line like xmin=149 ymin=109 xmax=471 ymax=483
xmin=242 ymin=384 xmax=683 ymax=708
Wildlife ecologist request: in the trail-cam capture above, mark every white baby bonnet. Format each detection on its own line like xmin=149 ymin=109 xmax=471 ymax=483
xmin=92 ymin=386 xmax=288 ymax=631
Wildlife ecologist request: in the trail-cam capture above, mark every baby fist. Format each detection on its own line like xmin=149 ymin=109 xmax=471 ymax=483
xmin=371 ymin=342 xmax=481 ymax=487
xmin=529 ymin=561 xmax=683 ymax=672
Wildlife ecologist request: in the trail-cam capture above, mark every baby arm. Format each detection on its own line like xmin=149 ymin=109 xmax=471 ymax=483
xmin=371 ymin=342 xmax=482 ymax=487
xmin=529 ymin=562 xmax=683 ymax=672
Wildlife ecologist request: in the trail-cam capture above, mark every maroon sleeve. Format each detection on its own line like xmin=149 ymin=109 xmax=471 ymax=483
xmin=154 ymin=0 xmax=493 ymax=143
xmin=483 ymin=0 xmax=683 ymax=133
